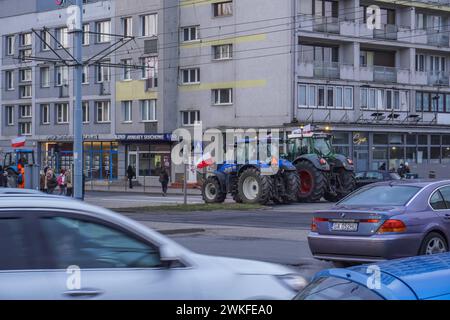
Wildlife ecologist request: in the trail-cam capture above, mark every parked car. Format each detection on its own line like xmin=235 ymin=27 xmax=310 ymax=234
xmin=308 ymin=180 xmax=450 ymax=263
xmin=355 ymin=171 xmax=401 ymax=189
xmin=295 ymin=252 xmax=450 ymax=300
xmin=0 ymin=194 xmax=305 ymax=299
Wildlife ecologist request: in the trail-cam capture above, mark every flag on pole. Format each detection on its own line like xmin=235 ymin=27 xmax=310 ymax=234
xmin=11 ymin=136 xmax=26 ymax=148
xmin=196 ymin=152 xmax=215 ymax=169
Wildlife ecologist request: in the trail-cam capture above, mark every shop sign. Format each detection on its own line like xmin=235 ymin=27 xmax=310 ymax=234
xmin=41 ymin=134 xmax=104 ymax=141
xmin=114 ymin=134 xmax=178 ymax=142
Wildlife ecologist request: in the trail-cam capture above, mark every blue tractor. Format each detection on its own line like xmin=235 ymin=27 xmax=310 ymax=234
xmin=2 ymin=149 xmax=35 ymax=188
xmin=201 ymin=138 xmax=300 ymax=205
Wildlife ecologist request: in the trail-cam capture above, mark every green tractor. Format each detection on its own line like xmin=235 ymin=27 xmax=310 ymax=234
xmin=285 ymin=129 xmax=355 ymax=202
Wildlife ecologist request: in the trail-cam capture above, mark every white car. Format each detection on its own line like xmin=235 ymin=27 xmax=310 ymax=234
xmin=0 ymin=194 xmax=305 ymax=299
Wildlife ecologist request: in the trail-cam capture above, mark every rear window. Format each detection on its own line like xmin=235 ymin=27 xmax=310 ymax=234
xmin=295 ymin=277 xmax=383 ymax=300
xmin=340 ymin=185 xmax=421 ymax=206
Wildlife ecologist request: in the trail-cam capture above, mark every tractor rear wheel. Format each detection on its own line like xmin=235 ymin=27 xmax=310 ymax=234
xmin=296 ymin=160 xmax=326 ymax=202
xmin=238 ymin=168 xmax=272 ymax=205
xmin=202 ymin=176 xmax=226 ymax=203
xmin=282 ymin=171 xmax=301 ymax=203
xmin=325 ymin=169 xmax=355 ymax=202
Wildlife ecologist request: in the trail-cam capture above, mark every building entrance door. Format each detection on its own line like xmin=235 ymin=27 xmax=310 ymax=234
xmin=354 ymin=148 xmax=369 ymax=172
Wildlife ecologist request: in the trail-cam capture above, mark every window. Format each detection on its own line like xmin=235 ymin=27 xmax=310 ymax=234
xmin=141 ymin=57 xmax=158 ymax=87
xmin=141 ymin=99 xmax=156 ymax=121
xmin=96 ymin=21 xmax=111 ymax=43
xmin=416 ymin=13 xmax=427 ymax=30
xmin=20 ymin=85 xmax=32 ymax=98
xmin=21 ymin=33 xmax=32 ymax=46
xmin=122 ymin=17 xmax=133 ymax=37
xmin=41 ymin=104 xmax=50 ymax=124
xmin=41 ymin=67 xmax=50 ymax=87
xmin=122 ymin=101 xmax=132 ymax=122
xmin=82 ymin=65 xmax=89 ymax=84
xmin=56 ymin=103 xmax=69 ymax=124
xmin=386 ymin=90 xmax=392 ymax=110
xmin=360 ymin=88 xmax=368 ymax=109
xmin=181 ymin=68 xmax=200 ymax=84
xmin=97 ymin=63 xmax=110 ymax=83
xmin=318 ymin=86 xmax=325 ymax=107
xmin=344 ymin=87 xmax=353 ymax=109
xmin=82 ymin=24 xmax=90 ymax=45
xmin=213 ymin=88 xmax=233 ymax=105
xmin=56 ymin=66 xmax=69 ymax=86
xmin=38 ymin=216 xmax=162 ymax=269
xmin=326 ymin=87 xmax=334 ymax=107
xmin=416 ymin=54 xmax=425 ymax=72
xmin=6 ymin=35 xmax=14 ymax=55
xmin=298 ymin=85 xmax=307 ymax=107
xmin=213 ymin=44 xmax=232 ymax=60
xmin=19 ymin=122 xmax=31 ymax=135
xmin=96 ymin=101 xmax=110 ymax=123
xmin=19 ymin=105 xmax=31 ymax=118
xmin=438 ymin=187 xmax=450 ymax=208
xmin=5 ymin=70 xmax=14 ymax=90
xmin=56 ymin=27 xmax=68 ymax=48
xmin=122 ymin=59 xmax=132 ymax=80
xmin=213 ymin=1 xmax=233 ymax=17
xmin=0 ymin=218 xmax=30 ymax=270
xmin=181 ymin=110 xmax=200 ymax=126
xmin=182 ymin=26 xmax=199 ymax=42
xmin=309 ymin=86 xmax=316 ymax=107
xmin=42 ymin=31 xmax=50 ymax=51
xmin=19 ymin=48 xmax=32 ymax=61
xmin=82 ymin=102 xmax=89 ymax=123
xmin=20 ymin=68 xmax=32 ymax=82
xmin=5 ymin=106 xmax=14 ymax=125
xmin=336 ymin=87 xmax=343 ymax=109
xmin=141 ymin=14 xmax=157 ymax=37
xmin=430 ymin=190 xmax=447 ymax=210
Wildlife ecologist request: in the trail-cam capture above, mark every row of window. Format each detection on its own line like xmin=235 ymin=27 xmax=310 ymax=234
xmin=416 ymin=91 xmax=450 ymax=113
xmin=121 ymin=100 xmax=157 ymax=123
xmin=360 ymin=88 xmax=409 ymax=111
xmin=298 ymin=84 xmax=353 ymax=109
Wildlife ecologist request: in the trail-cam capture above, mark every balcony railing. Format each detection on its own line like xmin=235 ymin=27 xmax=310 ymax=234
xmin=313 ymin=61 xmax=340 ymax=79
xmin=427 ymin=32 xmax=450 ymax=47
xmin=374 ymin=24 xmax=398 ymax=40
xmin=373 ymin=66 xmax=397 ymax=83
xmin=428 ymin=71 xmax=450 ymax=86
xmin=313 ymin=16 xmax=340 ymax=34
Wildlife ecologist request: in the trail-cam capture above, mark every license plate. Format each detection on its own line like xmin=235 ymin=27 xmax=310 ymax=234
xmin=331 ymin=222 xmax=358 ymax=232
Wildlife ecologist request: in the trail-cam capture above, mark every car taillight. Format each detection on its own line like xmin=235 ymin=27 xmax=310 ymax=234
xmin=377 ymin=219 xmax=406 ymax=233
xmin=319 ymin=158 xmax=327 ymax=165
xmin=311 ymin=217 xmax=328 ymax=232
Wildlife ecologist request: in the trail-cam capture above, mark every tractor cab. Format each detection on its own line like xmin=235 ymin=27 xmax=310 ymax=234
xmin=286 ymin=132 xmax=334 ymax=161
xmin=3 ymin=149 xmax=35 ymax=169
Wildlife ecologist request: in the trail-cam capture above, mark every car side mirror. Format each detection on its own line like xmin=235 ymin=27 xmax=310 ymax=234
xmin=159 ymin=245 xmax=183 ymax=268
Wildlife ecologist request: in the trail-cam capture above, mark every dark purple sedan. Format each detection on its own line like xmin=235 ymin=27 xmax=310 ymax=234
xmin=308 ymin=180 xmax=450 ymax=263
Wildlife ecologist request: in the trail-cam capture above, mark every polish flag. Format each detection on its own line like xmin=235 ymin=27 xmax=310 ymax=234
xmin=196 ymin=152 xmax=215 ymax=169
xmin=11 ymin=136 xmax=26 ymax=148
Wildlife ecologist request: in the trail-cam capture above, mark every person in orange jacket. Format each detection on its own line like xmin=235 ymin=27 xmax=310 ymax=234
xmin=17 ymin=162 xmax=25 ymax=189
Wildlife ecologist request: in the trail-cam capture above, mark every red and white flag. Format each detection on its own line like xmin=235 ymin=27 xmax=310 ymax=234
xmin=11 ymin=136 xmax=26 ymax=148
xmin=196 ymin=152 xmax=215 ymax=169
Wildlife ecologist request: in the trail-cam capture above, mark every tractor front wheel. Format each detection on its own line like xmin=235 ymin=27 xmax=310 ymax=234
xmin=238 ymin=168 xmax=272 ymax=205
xmin=296 ymin=160 xmax=326 ymax=202
xmin=202 ymin=176 xmax=226 ymax=203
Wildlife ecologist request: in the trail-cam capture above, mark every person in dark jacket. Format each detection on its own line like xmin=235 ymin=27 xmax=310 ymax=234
xmin=127 ymin=165 xmax=135 ymax=189
xmin=0 ymin=166 xmax=7 ymax=187
xmin=159 ymin=167 xmax=169 ymax=196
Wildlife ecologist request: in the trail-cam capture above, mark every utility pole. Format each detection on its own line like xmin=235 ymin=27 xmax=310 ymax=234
xmin=73 ymin=0 xmax=83 ymax=199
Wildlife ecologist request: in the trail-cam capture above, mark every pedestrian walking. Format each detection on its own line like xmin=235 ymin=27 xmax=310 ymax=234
xmin=159 ymin=166 xmax=169 ymax=196
xmin=46 ymin=168 xmax=57 ymax=194
xmin=0 ymin=166 xmax=7 ymax=188
xmin=66 ymin=169 xmax=73 ymax=197
xmin=127 ymin=165 xmax=135 ymax=189
xmin=57 ymin=169 xmax=67 ymax=195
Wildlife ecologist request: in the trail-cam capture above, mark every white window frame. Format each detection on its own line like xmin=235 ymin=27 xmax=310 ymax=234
xmin=122 ymin=101 xmax=133 ymax=123
xmin=181 ymin=110 xmax=200 ymax=126
xmin=335 ymin=86 xmax=343 ymax=109
xmin=96 ymin=101 xmax=111 ymax=123
xmin=20 ymin=68 xmax=32 ymax=82
xmin=56 ymin=103 xmax=69 ymax=124
xmin=213 ymin=1 xmax=233 ymax=17
xmin=56 ymin=66 xmax=69 ymax=86
xmin=298 ymin=84 xmax=307 ymax=108
xmin=213 ymin=88 xmax=233 ymax=105
xmin=82 ymin=24 xmax=90 ymax=45
xmin=41 ymin=67 xmax=50 ymax=88
xmin=41 ymin=104 xmax=50 ymax=124
xmin=96 ymin=20 xmax=111 ymax=43
xmin=368 ymin=88 xmax=376 ymax=110
xmin=122 ymin=59 xmax=132 ymax=81
xmin=317 ymin=86 xmax=325 ymax=108
xmin=308 ymin=85 xmax=316 ymax=108
xmin=82 ymin=102 xmax=89 ymax=123
xmin=386 ymin=89 xmax=393 ymax=110
xmin=182 ymin=26 xmax=199 ymax=42
xmin=19 ymin=48 xmax=32 ymax=61
xmin=122 ymin=17 xmax=133 ymax=37
xmin=360 ymin=87 xmax=368 ymax=109
xmin=19 ymin=122 xmax=31 ymax=136
xmin=5 ymin=106 xmax=14 ymax=126
xmin=344 ymin=87 xmax=354 ymax=110
xmin=326 ymin=86 xmax=335 ymax=108
xmin=6 ymin=35 xmax=14 ymax=55
xmin=82 ymin=65 xmax=89 ymax=84
xmin=181 ymin=68 xmax=200 ymax=84
xmin=97 ymin=63 xmax=110 ymax=83
xmin=140 ymin=99 xmax=157 ymax=122
xmin=19 ymin=105 xmax=31 ymax=118
xmin=141 ymin=14 xmax=158 ymax=37
xmin=20 ymin=85 xmax=32 ymax=99
xmin=21 ymin=33 xmax=32 ymax=46
xmin=5 ymin=70 xmax=14 ymax=90
xmin=42 ymin=31 xmax=50 ymax=51
xmin=213 ymin=44 xmax=232 ymax=60
xmin=56 ymin=27 xmax=69 ymax=48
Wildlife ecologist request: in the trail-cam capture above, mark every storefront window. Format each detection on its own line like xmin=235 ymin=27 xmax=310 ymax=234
xmin=333 ymin=132 xmax=349 ymax=145
xmin=443 ymin=135 xmax=450 ymax=145
xmin=389 ymin=134 xmax=403 ymax=145
xmin=417 ymin=147 xmax=428 ymax=164
xmin=418 ymin=135 xmax=428 ymax=145
xmin=430 ymin=147 xmax=441 ymax=164
xmin=431 ymin=135 xmax=441 ymax=145
xmin=389 ymin=146 xmax=404 ymax=170
xmin=406 ymin=147 xmax=417 ymax=164
xmin=406 ymin=134 xmax=416 ymax=145
xmin=373 ymin=134 xmax=388 ymax=145
xmin=372 ymin=147 xmax=387 ymax=171
xmin=138 ymin=153 xmax=151 ymax=176
xmin=443 ymin=147 xmax=450 ymax=164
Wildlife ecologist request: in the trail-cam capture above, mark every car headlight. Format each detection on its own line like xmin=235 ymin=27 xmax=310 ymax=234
xmin=276 ymin=274 xmax=309 ymax=292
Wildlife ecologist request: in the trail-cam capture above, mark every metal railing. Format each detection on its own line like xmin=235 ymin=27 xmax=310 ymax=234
xmin=374 ymin=24 xmax=398 ymax=40
xmin=427 ymin=32 xmax=450 ymax=47
xmin=373 ymin=66 xmax=397 ymax=83
xmin=313 ymin=16 xmax=340 ymax=34
xmin=428 ymin=71 xmax=450 ymax=85
xmin=313 ymin=61 xmax=340 ymax=79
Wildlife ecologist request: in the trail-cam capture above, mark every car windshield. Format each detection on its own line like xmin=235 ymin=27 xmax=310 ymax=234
xmin=339 ymin=185 xmax=421 ymax=206
xmin=313 ymin=138 xmax=332 ymax=156
xmin=295 ymin=277 xmax=383 ymax=300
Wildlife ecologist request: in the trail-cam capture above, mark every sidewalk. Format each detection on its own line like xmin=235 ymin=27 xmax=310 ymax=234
xmin=84 ymin=184 xmax=202 ymax=196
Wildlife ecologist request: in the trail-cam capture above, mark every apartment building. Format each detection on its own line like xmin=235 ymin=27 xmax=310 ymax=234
xmin=296 ymin=0 xmax=450 ymax=177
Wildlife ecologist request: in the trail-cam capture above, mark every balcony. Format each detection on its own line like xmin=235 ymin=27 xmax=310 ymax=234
xmin=312 ymin=16 xmax=340 ymax=34
xmin=428 ymin=71 xmax=450 ymax=86
xmin=313 ymin=61 xmax=340 ymax=79
xmin=373 ymin=24 xmax=398 ymax=40
xmin=373 ymin=66 xmax=397 ymax=83
xmin=427 ymin=32 xmax=450 ymax=47
xmin=298 ymin=14 xmax=356 ymax=36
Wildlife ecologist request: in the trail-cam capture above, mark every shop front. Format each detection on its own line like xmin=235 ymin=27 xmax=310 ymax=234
xmin=39 ymin=135 xmax=118 ymax=181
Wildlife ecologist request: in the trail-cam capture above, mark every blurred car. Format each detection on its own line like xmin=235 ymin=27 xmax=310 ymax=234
xmin=355 ymin=171 xmax=401 ymax=189
xmin=295 ymin=252 xmax=450 ymax=300
xmin=0 ymin=194 xmax=305 ymax=300
xmin=0 ymin=188 xmax=43 ymax=195
xmin=308 ymin=180 xmax=450 ymax=263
